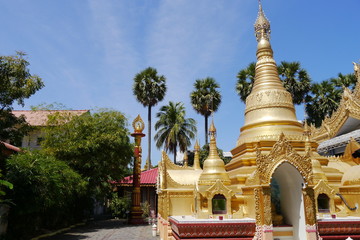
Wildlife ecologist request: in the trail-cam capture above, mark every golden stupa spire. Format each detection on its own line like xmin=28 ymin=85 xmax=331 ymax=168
xmin=254 ymin=0 xmax=271 ymax=42
xmin=236 ymin=1 xmax=303 ymax=146
xmin=193 ymin=139 xmax=201 ymax=170
xmin=198 ymin=119 xmax=230 ymax=185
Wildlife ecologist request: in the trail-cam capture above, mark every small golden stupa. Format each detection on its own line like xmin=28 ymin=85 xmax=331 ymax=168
xmin=157 ymin=2 xmax=360 ymax=240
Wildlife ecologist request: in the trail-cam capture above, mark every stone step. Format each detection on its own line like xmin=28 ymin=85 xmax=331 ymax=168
xmin=273 ymin=226 xmax=293 ymax=240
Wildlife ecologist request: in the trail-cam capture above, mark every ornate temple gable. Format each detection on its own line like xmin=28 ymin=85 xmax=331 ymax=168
xmin=159 ymin=151 xmax=198 ymax=191
xmin=255 ymin=133 xmax=313 ymax=185
xmin=314 ymin=180 xmax=336 ymax=199
xmin=312 ymin=63 xmax=360 ymax=142
xmin=205 ymin=179 xmax=234 ymax=199
xmin=313 ymin=180 xmax=337 ymax=214
xmin=162 ymin=151 xmax=194 ymax=170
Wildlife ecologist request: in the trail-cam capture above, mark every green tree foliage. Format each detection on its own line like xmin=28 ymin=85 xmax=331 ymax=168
xmin=42 ymin=110 xmax=133 ymax=198
xmin=236 ymin=62 xmax=256 ymax=103
xmin=190 ymin=77 xmax=221 ymax=145
xmin=109 ymin=192 xmax=131 ymax=219
xmin=0 ymin=52 xmax=44 ymax=145
xmin=305 ymin=73 xmax=356 ymax=127
xmin=277 ymin=61 xmax=311 ymax=105
xmin=330 ymin=73 xmax=357 ymax=90
xmin=236 ymin=61 xmax=311 ymax=105
xmin=0 ymin=170 xmax=13 ymax=203
xmin=306 ymin=81 xmax=342 ymax=127
xmin=6 ymin=151 xmax=87 ymax=239
xmin=154 ymin=101 xmax=196 ymax=164
xmin=133 ymin=67 xmax=167 ymax=170
xmin=30 ymin=102 xmax=68 ymax=110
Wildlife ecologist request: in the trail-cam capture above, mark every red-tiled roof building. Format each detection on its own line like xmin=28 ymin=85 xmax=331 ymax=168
xmin=12 ymin=110 xmax=89 ymax=149
xmin=113 ymin=168 xmax=158 ymax=215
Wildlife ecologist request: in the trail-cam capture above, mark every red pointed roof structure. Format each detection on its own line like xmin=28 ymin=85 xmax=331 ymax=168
xmin=114 ymin=168 xmax=158 ymax=186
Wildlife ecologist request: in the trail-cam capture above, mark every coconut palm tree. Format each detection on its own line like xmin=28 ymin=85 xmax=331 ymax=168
xmin=154 ymin=101 xmax=197 ymax=164
xmin=133 ymin=67 xmax=167 ymax=170
xmin=190 ymin=77 xmax=221 ymax=145
xmin=236 ymin=62 xmax=256 ymax=103
xmin=305 ymin=80 xmax=342 ymax=127
xmin=277 ymin=61 xmax=311 ymax=105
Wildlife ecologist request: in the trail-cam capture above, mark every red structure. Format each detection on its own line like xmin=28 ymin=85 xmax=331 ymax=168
xmin=318 ymin=219 xmax=360 ymax=239
xmin=113 ymin=168 xmax=158 ymax=215
xmin=169 ymin=217 xmax=255 ymax=240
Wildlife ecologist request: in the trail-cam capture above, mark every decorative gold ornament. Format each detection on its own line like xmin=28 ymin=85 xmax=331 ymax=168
xmin=254 ymin=0 xmax=271 ymax=42
xmin=255 ymin=133 xmax=313 ymax=185
xmin=132 ymin=114 xmax=145 ymax=133
xmin=303 ymin=187 xmax=316 ymax=226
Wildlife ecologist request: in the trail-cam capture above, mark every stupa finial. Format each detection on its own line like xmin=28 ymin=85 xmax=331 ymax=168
xmin=209 ymin=119 xmax=217 ymax=139
xmin=193 ymin=139 xmax=201 ymax=170
xmin=254 ymin=0 xmax=271 ymax=42
xmin=198 ymin=118 xmax=230 ymax=185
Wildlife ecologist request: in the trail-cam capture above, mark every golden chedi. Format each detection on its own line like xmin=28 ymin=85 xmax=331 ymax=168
xmin=157 ymin=2 xmax=360 ymax=240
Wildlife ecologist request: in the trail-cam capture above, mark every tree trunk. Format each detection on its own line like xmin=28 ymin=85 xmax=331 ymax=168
xmin=174 ymin=145 xmax=177 ymax=165
xmin=147 ymin=105 xmax=151 ymax=170
xmin=205 ymin=115 xmax=208 ymax=145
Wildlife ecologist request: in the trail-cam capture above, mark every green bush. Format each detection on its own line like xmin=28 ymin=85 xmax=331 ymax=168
xmin=109 ymin=193 xmax=130 ymax=219
xmin=141 ymin=201 xmax=150 ymax=219
xmin=5 ymin=151 xmax=87 ymax=239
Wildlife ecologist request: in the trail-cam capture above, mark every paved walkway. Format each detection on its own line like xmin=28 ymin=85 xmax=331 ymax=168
xmin=43 ymin=219 xmax=160 ymax=240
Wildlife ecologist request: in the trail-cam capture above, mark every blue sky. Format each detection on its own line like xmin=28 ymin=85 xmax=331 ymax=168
xmin=1 ymin=0 xmax=359 ymax=167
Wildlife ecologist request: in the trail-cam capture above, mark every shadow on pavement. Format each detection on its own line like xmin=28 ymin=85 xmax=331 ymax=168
xmin=42 ymin=219 xmax=156 ymax=240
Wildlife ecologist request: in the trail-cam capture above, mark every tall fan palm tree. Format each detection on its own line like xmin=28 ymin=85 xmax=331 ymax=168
xmin=154 ymin=101 xmax=197 ymax=164
xmin=190 ymin=77 xmax=221 ymax=145
xmin=236 ymin=61 xmax=311 ymax=105
xmin=277 ymin=61 xmax=311 ymax=105
xmin=133 ymin=67 xmax=167 ymax=170
xmin=305 ymin=80 xmax=342 ymax=127
xmin=236 ymin=62 xmax=256 ymax=103
xmin=330 ymin=73 xmax=357 ymax=90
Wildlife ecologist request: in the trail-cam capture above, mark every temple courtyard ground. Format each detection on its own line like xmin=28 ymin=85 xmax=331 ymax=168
xmin=42 ymin=219 xmax=159 ymax=240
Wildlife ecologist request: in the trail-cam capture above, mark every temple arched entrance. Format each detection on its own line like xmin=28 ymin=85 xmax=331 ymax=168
xmin=271 ymin=162 xmax=306 ymax=240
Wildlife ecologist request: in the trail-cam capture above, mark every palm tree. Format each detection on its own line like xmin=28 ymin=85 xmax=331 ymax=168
xmin=190 ymin=77 xmax=221 ymax=145
xmin=236 ymin=61 xmax=311 ymax=105
xmin=133 ymin=67 xmax=167 ymax=170
xmin=236 ymin=62 xmax=256 ymax=103
xmin=154 ymin=101 xmax=197 ymax=164
xmin=305 ymin=80 xmax=342 ymax=127
xmin=330 ymin=73 xmax=357 ymax=90
xmin=277 ymin=61 xmax=311 ymax=105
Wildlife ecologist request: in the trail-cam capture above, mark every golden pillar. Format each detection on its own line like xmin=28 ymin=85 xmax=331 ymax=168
xmin=254 ymin=186 xmax=273 ymax=240
xmin=129 ymin=115 xmax=145 ymax=224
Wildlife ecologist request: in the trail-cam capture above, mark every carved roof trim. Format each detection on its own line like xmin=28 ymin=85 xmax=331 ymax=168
xmin=255 ymin=133 xmax=313 ymax=185
xmin=312 ymin=73 xmax=360 ymax=142
xmin=162 ymin=151 xmax=194 ymax=170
